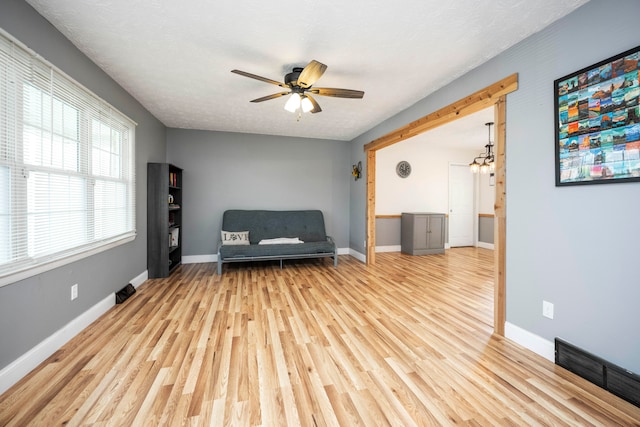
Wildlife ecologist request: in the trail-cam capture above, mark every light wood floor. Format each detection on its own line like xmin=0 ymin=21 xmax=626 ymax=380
xmin=1 ymin=248 xmax=639 ymax=426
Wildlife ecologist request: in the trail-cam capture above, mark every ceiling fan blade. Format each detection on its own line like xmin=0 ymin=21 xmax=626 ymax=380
xmin=297 ymin=60 xmax=327 ymax=88
xmin=250 ymin=92 xmax=290 ymax=103
xmin=231 ymin=69 xmax=289 ymax=88
xmin=306 ymin=94 xmax=322 ymax=113
xmin=310 ymin=87 xmax=365 ymax=99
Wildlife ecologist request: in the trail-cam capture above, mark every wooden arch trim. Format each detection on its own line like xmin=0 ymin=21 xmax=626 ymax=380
xmin=364 ymin=73 xmax=518 ymax=152
xmin=363 ymin=73 xmax=518 ymax=336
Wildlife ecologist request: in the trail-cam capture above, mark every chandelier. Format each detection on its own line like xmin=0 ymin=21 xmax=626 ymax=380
xmin=469 ymin=122 xmax=495 ymax=174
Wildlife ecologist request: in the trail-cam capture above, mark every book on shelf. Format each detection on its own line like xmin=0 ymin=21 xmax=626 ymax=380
xmin=169 ymin=172 xmax=178 ymax=187
xmin=170 ymin=227 xmax=180 ymax=247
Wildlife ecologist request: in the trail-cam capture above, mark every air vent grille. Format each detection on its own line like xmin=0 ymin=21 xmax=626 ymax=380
xmin=555 ymin=338 xmax=640 ymax=408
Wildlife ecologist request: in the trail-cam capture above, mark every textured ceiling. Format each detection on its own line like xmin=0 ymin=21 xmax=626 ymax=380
xmin=25 ymin=0 xmax=588 ymax=142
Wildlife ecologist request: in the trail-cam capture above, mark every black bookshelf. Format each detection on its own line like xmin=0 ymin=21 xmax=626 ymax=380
xmin=147 ymin=163 xmax=182 ymax=278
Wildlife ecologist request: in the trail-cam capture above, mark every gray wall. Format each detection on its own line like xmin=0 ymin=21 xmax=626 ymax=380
xmin=166 ymin=129 xmax=351 ymax=255
xmin=478 ymin=216 xmax=494 ymax=244
xmin=350 ymin=0 xmax=640 ymax=372
xmin=375 ymin=218 xmax=401 ymax=246
xmin=0 ymin=0 xmax=166 ymax=370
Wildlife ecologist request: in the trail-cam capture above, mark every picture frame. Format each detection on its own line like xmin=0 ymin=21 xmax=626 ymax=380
xmin=555 ymin=45 xmax=640 ymax=186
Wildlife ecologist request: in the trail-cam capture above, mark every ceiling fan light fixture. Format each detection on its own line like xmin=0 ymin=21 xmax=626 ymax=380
xmin=284 ymin=93 xmax=301 ymax=112
xmin=300 ymin=96 xmax=313 ymax=113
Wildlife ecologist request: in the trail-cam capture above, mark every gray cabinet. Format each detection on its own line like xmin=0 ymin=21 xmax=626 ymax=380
xmin=401 ymin=213 xmax=445 ymax=255
xmin=147 ymin=163 xmax=183 ymax=278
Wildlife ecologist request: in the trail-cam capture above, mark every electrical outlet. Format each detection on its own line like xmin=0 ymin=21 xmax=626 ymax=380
xmin=71 ymin=284 xmax=78 ymax=301
xmin=542 ymin=300 xmax=554 ymax=319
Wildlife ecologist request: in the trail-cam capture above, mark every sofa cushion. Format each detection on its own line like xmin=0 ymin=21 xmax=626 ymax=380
xmin=221 ymin=210 xmax=327 ymax=244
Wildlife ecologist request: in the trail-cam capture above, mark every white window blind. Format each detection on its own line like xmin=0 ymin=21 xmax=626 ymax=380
xmin=0 ymin=29 xmax=136 ymax=286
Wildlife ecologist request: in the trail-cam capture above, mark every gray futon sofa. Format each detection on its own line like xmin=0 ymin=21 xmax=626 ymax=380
xmin=216 ymin=209 xmax=338 ymax=274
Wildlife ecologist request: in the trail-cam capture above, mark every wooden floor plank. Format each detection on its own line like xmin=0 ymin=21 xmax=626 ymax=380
xmin=1 ymin=248 xmax=639 ymax=426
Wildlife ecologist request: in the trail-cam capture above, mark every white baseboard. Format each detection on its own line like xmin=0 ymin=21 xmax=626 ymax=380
xmin=130 ymin=270 xmax=148 ymax=287
xmin=477 ymin=242 xmax=495 ymax=250
xmin=505 ymin=321 xmax=555 ymax=362
xmin=375 ymin=245 xmax=400 ymax=253
xmin=183 ymin=254 xmax=217 ymax=264
xmin=349 ymin=249 xmax=366 ymax=263
xmin=0 ymin=270 xmax=148 ymax=396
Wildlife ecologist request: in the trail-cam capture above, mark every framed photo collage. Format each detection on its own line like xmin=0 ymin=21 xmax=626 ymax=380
xmin=555 ymin=45 xmax=640 ymax=186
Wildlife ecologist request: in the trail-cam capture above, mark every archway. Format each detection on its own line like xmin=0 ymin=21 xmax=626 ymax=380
xmin=363 ymin=74 xmax=518 ymax=335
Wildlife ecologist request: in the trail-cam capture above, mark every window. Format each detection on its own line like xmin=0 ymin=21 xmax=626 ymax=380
xmin=0 ymin=29 xmax=136 ymax=286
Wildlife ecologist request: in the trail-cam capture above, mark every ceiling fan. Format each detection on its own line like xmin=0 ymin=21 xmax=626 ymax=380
xmin=231 ymin=60 xmax=364 ymax=114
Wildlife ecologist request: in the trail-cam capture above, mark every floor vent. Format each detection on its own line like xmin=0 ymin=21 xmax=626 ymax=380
xmin=115 ymin=283 xmax=136 ymax=304
xmin=555 ymin=338 xmax=640 ymax=408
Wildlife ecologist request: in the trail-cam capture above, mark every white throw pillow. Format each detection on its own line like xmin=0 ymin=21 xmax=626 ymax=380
xmin=221 ymin=230 xmax=250 ymax=245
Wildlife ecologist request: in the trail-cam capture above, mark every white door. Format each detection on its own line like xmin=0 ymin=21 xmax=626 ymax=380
xmin=448 ymin=164 xmax=475 ymax=247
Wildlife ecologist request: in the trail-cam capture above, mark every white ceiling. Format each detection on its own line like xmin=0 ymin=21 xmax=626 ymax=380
xmin=416 ymin=107 xmax=495 ymax=151
xmin=25 ymin=0 xmax=588 ymax=143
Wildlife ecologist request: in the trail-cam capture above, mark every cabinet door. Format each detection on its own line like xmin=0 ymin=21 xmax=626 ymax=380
xmin=413 ymin=215 xmax=429 ymax=250
xmin=427 ymin=215 xmax=445 ymax=250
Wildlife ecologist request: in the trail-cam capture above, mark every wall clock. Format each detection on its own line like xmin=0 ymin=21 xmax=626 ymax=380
xmin=396 ymin=161 xmax=411 ymax=178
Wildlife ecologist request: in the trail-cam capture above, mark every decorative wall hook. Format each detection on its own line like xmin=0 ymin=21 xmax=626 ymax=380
xmin=352 ymin=161 xmax=362 ymax=180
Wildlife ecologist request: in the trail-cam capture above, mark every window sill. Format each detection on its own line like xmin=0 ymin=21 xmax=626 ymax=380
xmin=0 ymin=234 xmax=136 ymax=288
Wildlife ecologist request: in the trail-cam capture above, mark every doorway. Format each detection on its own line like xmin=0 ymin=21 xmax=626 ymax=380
xmin=363 ymin=74 xmax=517 ymax=335
xmin=448 ymin=163 xmax=475 ymax=247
